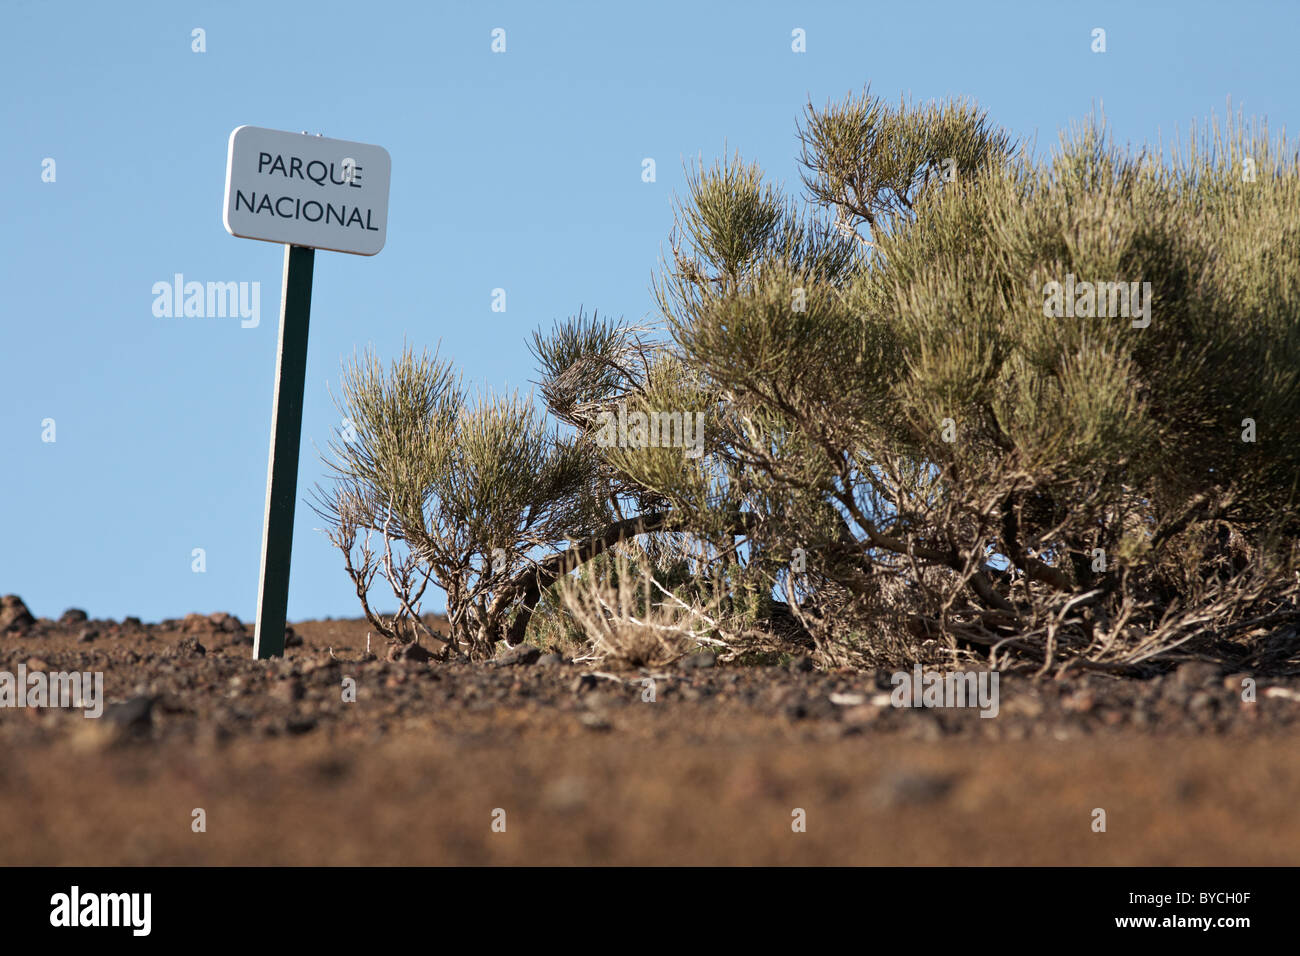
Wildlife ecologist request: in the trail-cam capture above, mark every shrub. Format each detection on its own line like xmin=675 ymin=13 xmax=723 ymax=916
xmin=318 ymin=91 xmax=1300 ymax=673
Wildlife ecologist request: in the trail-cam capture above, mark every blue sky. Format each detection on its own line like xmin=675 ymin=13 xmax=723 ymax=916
xmin=3 ymin=0 xmax=1297 ymax=623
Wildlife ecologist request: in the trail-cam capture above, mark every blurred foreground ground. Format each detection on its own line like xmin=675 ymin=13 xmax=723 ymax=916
xmin=1 ymin=609 xmax=1297 ymax=865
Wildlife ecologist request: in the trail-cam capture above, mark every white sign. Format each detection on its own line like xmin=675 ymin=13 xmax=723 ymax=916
xmin=223 ymin=126 xmax=391 ymax=256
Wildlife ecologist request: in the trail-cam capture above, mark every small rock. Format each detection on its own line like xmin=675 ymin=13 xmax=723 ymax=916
xmin=579 ymin=712 xmax=612 ymax=732
xmin=25 ymin=657 xmax=49 ymax=672
xmin=77 ymin=629 xmax=99 ymax=644
xmin=60 ymin=608 xmax=88 ymax=625
xmin=172 ymin=636 xmax=206 ymax=657
xmin=493 ymin=645 xmax=541 ymax=667
xmin=123 ymin=616 xmax=143 ymax=630
xmin=208 ymin=612 xmax=244 ymax=633
xmin=387 ymin=641 xmax=434 ymax=663
xmin=0 ymin=595 xmax=36 ymax=634
xmin=789 ymin=655 xmax=814 ymax=674
xmin=537 ymin=653 xmax=565 ymax=667
xmin=679 ymin=652 xmax=716 ymax=670
xmin=104 ymin=696 xmax=157 ymax=732
xmin=284 ymin=626 xmax=303 ymax=647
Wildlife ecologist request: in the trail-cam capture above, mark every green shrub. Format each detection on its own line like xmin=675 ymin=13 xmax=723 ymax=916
xmin=319 ymin=92 xmax=1300 ymax=673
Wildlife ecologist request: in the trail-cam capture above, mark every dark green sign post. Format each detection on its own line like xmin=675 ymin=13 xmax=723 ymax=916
xmin=253 ymin=244 xmax=315 ymax=659
xmin=223 ymin=125 xmax=392 ymax=659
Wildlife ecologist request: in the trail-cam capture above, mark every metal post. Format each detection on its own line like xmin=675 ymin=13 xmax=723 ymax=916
xmin=253 ymin=243 xmax=315 ymax=659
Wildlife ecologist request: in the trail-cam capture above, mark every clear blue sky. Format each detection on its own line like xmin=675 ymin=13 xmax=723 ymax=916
xmin=3 ymin=0 xmax=1297 ymax=623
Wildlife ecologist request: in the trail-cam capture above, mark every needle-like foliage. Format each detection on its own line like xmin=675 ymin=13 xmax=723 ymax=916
xmin=319 ymin=91 xmax=1300 ymax=673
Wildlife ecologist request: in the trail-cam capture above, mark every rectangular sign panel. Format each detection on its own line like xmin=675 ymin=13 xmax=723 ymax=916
xmin=223 ymin=126 xmax=391 ymax=256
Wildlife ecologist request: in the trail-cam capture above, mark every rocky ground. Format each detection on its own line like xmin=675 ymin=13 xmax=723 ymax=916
xmin=2 ymin=594 xmax=1298 ymax=865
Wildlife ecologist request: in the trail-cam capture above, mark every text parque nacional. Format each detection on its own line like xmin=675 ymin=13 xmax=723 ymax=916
xmin=222 ymin=126 xmax=391 ymax=256
xmin=234 ymin=153 xmax=380 ymax=231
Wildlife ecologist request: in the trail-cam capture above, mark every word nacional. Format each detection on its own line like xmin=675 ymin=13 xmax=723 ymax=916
xmin=231 ymin=187 xmax=381 ymax=232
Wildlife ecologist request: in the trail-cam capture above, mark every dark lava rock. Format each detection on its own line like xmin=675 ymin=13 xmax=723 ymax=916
xmin=493 ymin=645 xmax=541 ymax=667
xmin=123 ymin=616 xmax=143 ymax=629
xmin=571 ymin=674 xmax=599 ymax=695
xmin=679 ymin=651 xmax=716 ymax=670
xmin=284 ymin=626 xmax=304 ymax=648
xmin=60 ymin=608 xmax=88 ymax=625
xmin=77 ymin=629 xmax=99 ymax=644
xmin=208 ymin=612 xmax=244 ymax=634
xmin=789 ymin=655 xmax=815 ymax=674
xmin=172 ymin=636 xmax=207 ymax=658
xmin=873 ymin=670 xmax=898 ymax=690
xmin=104 ymin=696 xmax=157 ymax=731
xmin=0 ymin=595 xmax=36 ymax=634
xmin=387 ymin=641 xmax=434 ymax=663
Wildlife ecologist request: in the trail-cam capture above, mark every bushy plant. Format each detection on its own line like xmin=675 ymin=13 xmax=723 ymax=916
xmin=319 ymin=90 xmax=1300 ymax=673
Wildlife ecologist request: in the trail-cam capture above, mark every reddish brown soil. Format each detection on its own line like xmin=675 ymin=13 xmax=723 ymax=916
xmin=1 ymin=612 xmax=1298 ymax=865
